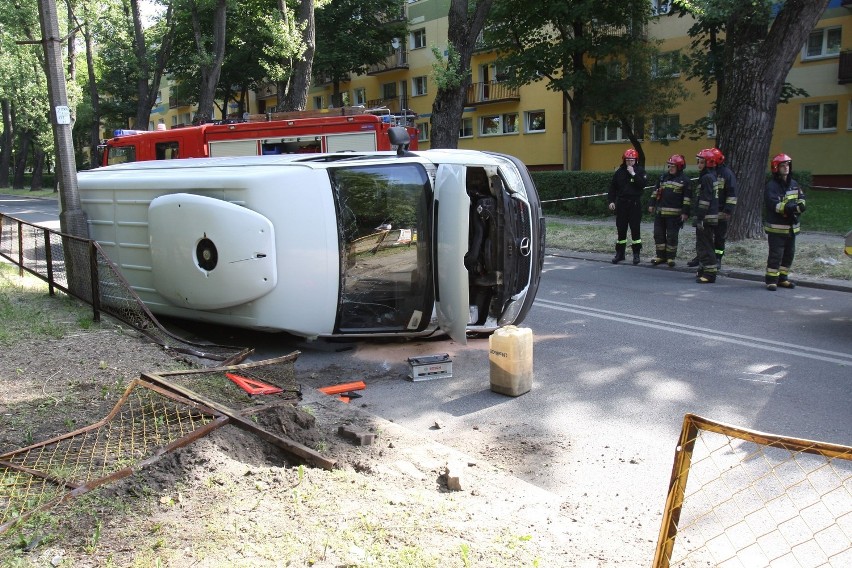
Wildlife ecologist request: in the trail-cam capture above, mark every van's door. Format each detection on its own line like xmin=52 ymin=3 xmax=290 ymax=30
xmin=434 ymin=164 xmax=469 ymax=344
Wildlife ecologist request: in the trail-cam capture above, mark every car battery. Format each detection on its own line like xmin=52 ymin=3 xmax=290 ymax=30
xmin=407 ymin=354 xmax=453 ymax=381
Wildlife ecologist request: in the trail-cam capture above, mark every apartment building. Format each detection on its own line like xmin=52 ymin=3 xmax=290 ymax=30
xmin=149 ymin=0 xmax=851 ymax=185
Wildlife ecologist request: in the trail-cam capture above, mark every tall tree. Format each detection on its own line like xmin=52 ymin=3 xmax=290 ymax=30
xmin=486 ymin=0 xmax=651 ymax=170
xmin=190 ymin=0 xmax=227 ymax=121
xmin=313 ymin=0 xmax=407 ymax=108
xmin=429 ymin=0 xmax=492 ymax=149
xmin=129 ymin=0 xmax=176 ymax=129
xmin=676 ymin=0 xmax=830 ymax=239
xmin=281 ymin=0 xmax=315 ymax=111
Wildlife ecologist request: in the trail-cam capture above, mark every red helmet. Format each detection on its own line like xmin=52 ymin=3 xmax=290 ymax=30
xmin=771 ymin=153 xmax=792 ymax=173
xmin=711 ymin=148 xmax=725 ymax=165
xmin=623 ymin=148 xmax=639 ymax=161
xmin=666 ymin=154 xmax=686 ymax=171
xmin=696 ymin=148 xmax=718 ymax=168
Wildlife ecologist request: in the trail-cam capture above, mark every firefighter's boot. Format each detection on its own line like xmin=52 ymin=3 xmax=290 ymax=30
xmin=611 ymin=243 xmax=626 ymax=264
xmin=631 ymin=243 xmax=641 ymax=265
xmin=716 ymin=250 xmax=724 ymax=271
xmin=765 ymin=270 xmax=779 ymax=291
xmin=778 ymin=270 xmax=796 ymax=289
xmin=651 ymin=248 xmax=666 ymax=266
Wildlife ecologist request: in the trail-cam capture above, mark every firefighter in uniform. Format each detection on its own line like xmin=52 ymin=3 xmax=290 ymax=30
xmin=608 ymin=148 xmax=648 ymax=265
xmin=693 ymin=149 xmax=721 ymax=283
xmin=648 ymin=154 xmax=691 ymax=267
xmin=764 ymin=153 xmax=805 ymax=291
xmin=711 ymin=148 xmax=737 ymax=269
xmin=688 ymin=147 xmax=737 ymax=269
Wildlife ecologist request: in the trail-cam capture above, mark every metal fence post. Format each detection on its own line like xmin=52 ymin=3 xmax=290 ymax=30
xmin=88 ymin=240 xmax=101 ymax=322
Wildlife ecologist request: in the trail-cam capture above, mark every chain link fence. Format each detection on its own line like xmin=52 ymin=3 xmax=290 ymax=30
xmin=654 ymin=414 xmax=852 ymax=567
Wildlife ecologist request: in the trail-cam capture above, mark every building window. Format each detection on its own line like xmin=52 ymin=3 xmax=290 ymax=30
xmin=804 ymin=27 xmax=841 ymax=60
xmin=652 ymin=115 xmax=680 ymax=141
xmin=459 ymin=117 xmax=473 ymax=138
xmin=381 ymin=82 xmax=397 ymax=100
xmin=705 ymin=112 xmax=716 ymax=138
xmin=480 ymin=113 xmax=518 ymax=136
xmin=354 ymin=88 xmax=366 ymax=105
xmin=417 ymin=121 xmax=429 ymax=141
xmin=650 ymin=0 xmax=671 ymax=16
xmin=411 ymin=28 xmax=426 ymax=49
xmin=801 ymin=102 xmax=837 ymax=132
xmin=652 ymin=51 xmax=680 ymax=78
xmin=525 ymin=110 xmax=545 ymax=133
xmin=171 ymin=115 xmax=178 ymax=127
xmin=592 ymin=121 xmax=626 ymax=143
xmin=412 ymin=76 xmax=428 ymax=97
xmin=313 ymin=96 xmax=324 ymax=110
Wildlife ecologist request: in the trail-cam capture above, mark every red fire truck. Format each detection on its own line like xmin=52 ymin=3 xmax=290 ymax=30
xmin=100 ymin=107 xmax=419 ymax=167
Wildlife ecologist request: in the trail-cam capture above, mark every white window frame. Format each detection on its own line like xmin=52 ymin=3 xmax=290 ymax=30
xmin=354 ymin=88 xmax=366 ymax=106
xmin=459 ymin=117 xmax=473 ymax=138
xmin=800 ymin=102 xmax=838 ymax=133
xmin=381 ymin=82 xmax=397 ymax=100
xmin=592 ymin=121 xmax=628 ymax=144
xmin=479 ymin=113 xmax=518 ymax=136
xmin=411 ymin=28 xmax=426 ymax=50
xmin=525 ymin=110 xmax=546 ymax=133
xmin=412 ymin=76 xmax=428 ymax=97
xmin=417 ymin=121 xmax=429 ymax=142
xmin=651 ymin=114 xmax=680 ymax=141
xmin=652 ymin=51 xmax=680 ymax=78
xmin=803 ymin=27 xmax=841 ymax=61
xmin=706 ymin=112 xmax=716 ymax=139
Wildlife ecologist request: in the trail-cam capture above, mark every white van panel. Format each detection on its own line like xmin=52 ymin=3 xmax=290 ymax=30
xmin=148 ymin=194 xmax=277 ymax=310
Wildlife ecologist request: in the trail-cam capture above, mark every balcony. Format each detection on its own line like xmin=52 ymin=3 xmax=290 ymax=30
xmin=367 ymin=48 xmax=409 ymax=75
xmin=168 ymin=97 xmax=189 ymax=109
xmin=839 ymin=50 xmax=852 ymax=84
xmin=465 ymin=81 xmax=520 ymax=106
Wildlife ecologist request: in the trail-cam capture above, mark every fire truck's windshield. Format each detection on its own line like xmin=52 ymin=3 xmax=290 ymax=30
xmin=107 ymin=145 xmax=136 ymax=166
xmin=330 ymin=163 xmax=433 ymax=333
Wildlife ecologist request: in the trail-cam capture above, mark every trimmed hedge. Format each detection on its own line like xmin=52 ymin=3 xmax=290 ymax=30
xmin=530 ymin=169 xmax=812 ymax=218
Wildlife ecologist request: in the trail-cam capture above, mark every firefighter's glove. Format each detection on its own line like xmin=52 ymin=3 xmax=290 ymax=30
xmin=784 ymin=200 xmax=799 ymax=216
xmin=794 ymin=199 xmax=806 ymax=214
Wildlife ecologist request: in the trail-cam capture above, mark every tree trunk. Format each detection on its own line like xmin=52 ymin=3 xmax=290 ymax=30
xmin=193 ymin=0 xmax=228 ymax=121
xmin=0 ymin=99 xmax=11 ymax=187
xmin=429 ymin=0 xmax=493 ymax=149
xmin=84 ymin=25 xmax=101 ymax=168
xmin=31 ymin=149 xmax=45 ymax=191
xmin=13 ymin=131 xmax=32 ymax=189
xmin=130 ymin=0 xmax=150 ymax=129
xmin=283 ymin=0 xmax=315 ymax=112
xmin=720 ymin=0 xmax=829 ymax=241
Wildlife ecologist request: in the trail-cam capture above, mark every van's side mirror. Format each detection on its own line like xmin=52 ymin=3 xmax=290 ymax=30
xmin=388 ymin=127 xmax=410 ymax=156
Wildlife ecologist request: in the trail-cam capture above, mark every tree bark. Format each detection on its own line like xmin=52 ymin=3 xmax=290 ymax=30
xmin=31 ymin=148 xmax=44 ymax=191
xmin=13 ymin=131 xmax=32 ymax=189
xmin=84 ymin=24 xmax=101 ymax=167
xmin=130 ymin=0 xmax=150 ymax=128
xmin=193 ymin=0 xmax=228 ymax=121
xmin=282 ymin=0 xmax=315 ymax=112
xmin=720 ymin=0 xmax=829 ymax=241
xmin=0 ymin=99 xmax=11 ymax=187
xmin=429 ymin=0 xmax=493 ymax=149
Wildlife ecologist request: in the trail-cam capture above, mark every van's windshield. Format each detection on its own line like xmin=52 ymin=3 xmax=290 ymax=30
xmin=330 ymin=163 xmax=434 ymax=333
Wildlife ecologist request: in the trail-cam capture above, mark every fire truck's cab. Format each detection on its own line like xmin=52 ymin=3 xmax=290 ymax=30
xmin=100 ymin=108 xmax=419 ymax=167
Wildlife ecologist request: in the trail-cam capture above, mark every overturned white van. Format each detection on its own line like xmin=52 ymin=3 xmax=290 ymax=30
xmin=77 ymin=131 xmax=544 ymax=343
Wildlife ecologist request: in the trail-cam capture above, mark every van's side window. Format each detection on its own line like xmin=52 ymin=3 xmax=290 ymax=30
xmin=155 ymin=141 xmax=180 ymax=160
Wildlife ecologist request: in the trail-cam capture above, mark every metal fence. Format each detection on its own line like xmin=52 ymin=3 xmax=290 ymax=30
xmin=0 ymin=212 xmax=248 ymax=364
xmin=654 ymin=414 xmax=852 ymax=567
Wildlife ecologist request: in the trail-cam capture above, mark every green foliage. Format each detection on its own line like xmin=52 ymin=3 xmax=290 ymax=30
xmin=431 ymin=45 xmax=466 ymax=90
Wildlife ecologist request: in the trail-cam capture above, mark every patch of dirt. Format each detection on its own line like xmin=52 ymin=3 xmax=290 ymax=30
xmin=1 ymin=313 xmax=623 ymax=567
